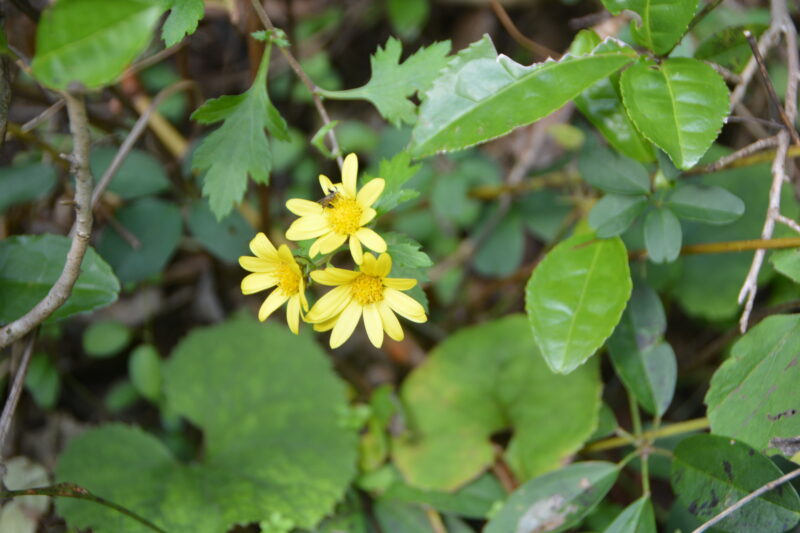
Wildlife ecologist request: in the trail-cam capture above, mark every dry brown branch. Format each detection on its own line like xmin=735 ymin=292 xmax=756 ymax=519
xmin=0 ymin=332 xmax=36 ymax=470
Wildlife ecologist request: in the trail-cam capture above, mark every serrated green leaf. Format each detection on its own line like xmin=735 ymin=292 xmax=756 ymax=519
xmin=667 ymin=184 xmax=745 ymax=224
xmin=384 ymin=232 xmax=433 ymax=271
xmin=317 ymin=38 xmax=450 ymax=126
xmin=96 ymin=197 xmax=182 ymax=284
xmin=83 ymin=320 xmax=131 ymax=358
xmin=485 ymin=462 xmax=618 ymax=533
xmin=706 ymin=314 xmax=800 ymax=451
xmin=128 ymin=345 xmax=162 ymax=402
xmin=409 ymin=35 xmax=637 ymax=158
xmin=0 ymin=163 xmax=56 ymax=215
xmin=644 ymin=207 xmax=682 ymax=263
xmin=31 ymin=0 xmax=164 ymax=89
xmin=191 ymin=46 xmax=288 ymax=219
xmin=589 ymin=195 xmax=649 ymax=238
xmin=601 ymin=0 xmax=698 ymax=55
xmin=162 ymin=0 xmax=204 ymax=47
xmin=90 ymin=147 xmax=169 ymax=200
xmin=393 ymin=315 xmax=601 ymax=491
xmin=0 ymin=234 xmax=119 ymax=324
xmin=57 ymin=317 xmax=358 ymax=532
xmin=620 ymin=58 xmax=729 ymax=170
xmin=525 ymin=232 xmax=632 ymax=374
xmin=695 ymin=24 xmax=768 ymax=74
xmin=603 ymin=496 xmax=656 ymax=533
xmin=579 ymin=137 xmax=651 ymax=195
xmin=771 ymin=249 xmax=800 ymax=284
xmin=672 ymin=434 xmax=800 ymax=533
xmin=372 ymin=152 xmax=422 ymax=213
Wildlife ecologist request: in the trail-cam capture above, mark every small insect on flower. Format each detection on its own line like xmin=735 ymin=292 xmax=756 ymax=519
xmin=317 ymin=188 xmax=340 ymax=209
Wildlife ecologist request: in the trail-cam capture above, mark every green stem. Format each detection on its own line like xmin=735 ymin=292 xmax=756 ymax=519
xmin=584 ymin=417 xmax=709 ymax=453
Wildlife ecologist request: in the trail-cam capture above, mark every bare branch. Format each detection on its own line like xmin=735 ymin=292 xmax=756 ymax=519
xmin=0 ymin=332 xmax=36 ymax=468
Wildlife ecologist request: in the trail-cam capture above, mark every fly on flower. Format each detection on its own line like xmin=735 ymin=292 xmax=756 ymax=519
xmin=239 ymin=233 xmax=308 ymax=334
xmin=305 ymin=252 xmax=427 ymax=349
xmin=285 ymin=153 xmax=386 ymax=264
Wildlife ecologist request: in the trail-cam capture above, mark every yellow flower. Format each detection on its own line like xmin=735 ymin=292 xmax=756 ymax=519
xmin=305 ymin=253 xmax=427 ymax=349
xmin=239 ymin=233 xmax=308 ymax=334
xmin=285 ymin=153 xmax=387 ymax=264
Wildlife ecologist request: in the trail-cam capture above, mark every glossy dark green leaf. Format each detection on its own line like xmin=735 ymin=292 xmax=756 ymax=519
xmin=706 ymin=314 xmax=800 ymax=451
xmin=0 ymin=234 xmax=119 ymax=324
xmin=90 ymin=147 xmax=170 ymax=200
xmin=620 ymin=58 xmax=729 ymax=169
xmin=601 ymin=0 xmax=698 ymax=55
xmin=187 ymin=200 xmax=252 ymax=263
xmin=485 ymin=462 xmax=619 ymax=533
xmin=162 ymin=0 xmax=204 ymax=47
xmin=667 ymin=184 xmax=745 ymax=224
xmin=695 ymin=24 xmax=768 ymax=74
xmin=526 ymin=232 xmax=632 ymax=374
xmin=96 ymin=198 xmax=182 ymax=284
xmin=409 ymin=35 xmax=637 ymax=158
xmin=0 ymin=163 xmax=56 ymax=214
xmin=771 ymin=250 xmax=800 ymax=284
xmin=570 ymin=30 xmax=654 ymax=163
xmin=672 ymin=434 xmax=800 ymax=533
xmin=607 ymin=283 xmax=676 ymax=416
xmin=128 ymin=345 xmax=162 ymax=403
xmin=603 ymin=496 xmax=656 ymax=533
xmin=82 ymin=320 xmax=131 ymax=358
xmin=31 ymin=0 xmax=164 ymax=89
xmin=644 ymin=207 xmax=682 ymax=263
xmin=578 ymin=135 xmax=651 ymax=195
xmin=393 ymin=316 xmax=601 ymax=491
xmin=589 ymin=195 xmax=649 ymax=238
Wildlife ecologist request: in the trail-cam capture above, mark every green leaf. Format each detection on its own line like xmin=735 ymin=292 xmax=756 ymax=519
xmin=620 ymin=58 xmax=729 ymax=170
xmin=644 ymin=207 xmax=682 ymax=263
xmin=0 ymin=234 xmax=119 ymax=324
xmin=603 ymin=496 xmax=656 ymax=533
xmin=186 ymin=200 xmax=252 ymax=263
xmin=383 ymin=232 xmax=433 ymax=271
xmin=96 ymin=197 xmax=182 ymax=284
xmin=191 ymin=46 xmax=289 ymax=219
xmin=0 ymin=163 xmax=56 ymax=214
xmin=31 ymin=0 xmax=164 ymax=89
xmin=589 ymin=194 xmax=649 ymax=238
xmin=706 ymin=314 xmax=800 ymax=451
xmin=162 ymin=0 xmax=204 ymax=47
xmin=128 ymin=344 xmax=162 ymax=403
xmin=525 ymin=232 xmax=632 ymax=374
xmin=485 ymin=462 xmax=619 ymax=533
xmin=104 ymin=380 xmax=140 ymax=413
xmin=372 ymin=152 xmax=422 ymax=213
xmin=607 ymin=283 xmax=676 ymax=416
xmin=24 ymin=354 xmax=60 ymax=409
xmin=90 ymin=147 xmax=170 ymax=200
xmin=672 ymin=434 xmax=800 ymax=533
xmin=383 ymin=473 xmax=505 ymax=519
xmin=473 ymin=211 xmax=525 ymax=277
xmin=771 ymin=250 xmax=800 ymax=284
xmin=83 ymin=320 xmax=131 ymax=358
xmin=517 ymin=189 xmax=573 ymax=243
xmin=667 ymin=184 xmax=745 ymax=224
xmin=317 ymin=38 xmax=450 ymax=127
xmin=578 ymin=137 xmax=651 ymax=195
xmin=409 ymin=35 xmax=637 ymax=158
xmin=695 ymin=24 xmax=768 ymax=74
xmin=601 ymin=0 xmax=698 ymax=55
xmin=393 ymin=315 xmax=601 ymax=491
xmin=57 ymin=316 xmax=358 ymax=532
xmin=387 ymin=0 xmax=429 ymax=40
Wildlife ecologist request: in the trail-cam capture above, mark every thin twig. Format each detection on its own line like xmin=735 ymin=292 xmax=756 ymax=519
xmin=0 ymin=332 xmax=36 ymax=472
xmin=489 ymin=0 xmax=560 ymax=59
xmin=91 ymin=80 xmax=195 ymax=209
xmin=21 ymin=99 xmax=65 ymax=133
xmin=123 ymin=43 xmax=186 ymax=78
xmin=0 ymin=93 xmax=94 ymax=351
xmin=687 ymin=136 xmax=780 ymax=174
xmin=584 ymin=418 xmax=709 ymax=453
xmin=730 ymin=26 xmax=781 ymax=109
xmin=249 ymin=0 xmax=343 ymax=168
xmin=631 ymin=236 xmax=800 ymax=260
xmin=692 ymin=467 xmax=800 ymax=533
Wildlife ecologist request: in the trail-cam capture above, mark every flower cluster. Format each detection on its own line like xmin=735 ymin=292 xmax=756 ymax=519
xmin=239 ymin=153 xmax=427 ymax=348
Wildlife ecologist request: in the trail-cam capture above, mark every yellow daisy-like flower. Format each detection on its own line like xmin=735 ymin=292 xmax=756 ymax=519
xmin=305 ymin=252 xmax=427 ymax=349
xmin=285 ymin=153 xmax=387 ymax=264
xmin=239 ymin=233 xmax=309 ymax=334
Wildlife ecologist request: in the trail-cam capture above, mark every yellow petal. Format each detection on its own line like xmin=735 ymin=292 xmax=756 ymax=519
xmin=250 ymin=232 xmax=278 ymax=260
xmin=330 ymin=300 xmax=362 ymax=348
xmin=383 ymin=277 xmax=416 ymax=290
xmin=287 ymin=198 xmax=324 ymax=217
xmin=342 ymin=153 xmax=358 ymax=197
xmin=360 ymin=207 xmax=377 ymax=225
xmin=319 ymin=174 xmax=335 ymax=193
xmin=241 ymin=273 xmax=278 ymax=294
xmin=349 ymin=235 xmax=364 ymax=265
xmin=239 ymin=256 xmax=278 ymax=273
xmin=357 ymin=178 xmax=385 ymax=207
xmin=317 ymin=231 xmax=347 ymax=254
xmin=312 ymin=315 xmax=338 ymax=332
xmin=355 ymin=227 xmax=387 ymax=253
xmin=306 ymin=285 xmax=353 ymax=322
xmin=378 ymin=301 xmax=404 ymax=341
xmin=363 ymin=304 xmax=384 ymax=348
xmin=384 ymin=288 xmax=427 ymax=322
xmin=299 ymin=278 xmax=309 ymax=311
xmin=285 ymin=215 xmax=328 ymax=240
xmin=311 ymin=267 xmax=359 ymax=286
xmin=376 ymin=253 xmax=392 ymax=278
xmin=286 ymin=296 xmax=300 ymax=334
xmin=360 ymin=253 xmax=378 ymax=276
xmin=309 ymin=238 xmax=322 ymax=257
xmin=258 ymin=289 xmax=289 ymax=322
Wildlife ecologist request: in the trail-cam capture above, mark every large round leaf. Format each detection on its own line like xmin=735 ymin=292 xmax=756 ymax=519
xmin=620 ymin=58 xmax=729 ymax=170
xmin=57 ymin=316 xmax=358 ymax=532
xmin=0 ymin=234 xmax=119 ymax=324
xmin=525 ymin=232 xmax=632 ymax=374
xmin=392 ymin=315 xmax=601 ymax=491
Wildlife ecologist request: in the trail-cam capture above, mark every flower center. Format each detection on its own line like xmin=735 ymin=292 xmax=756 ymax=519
xmin=351 ymin=274 xmax=384 ymax=305
xmin=325 ymin=196 xmax=363 ymax=235
xmin=277 ymin=262 xmax=300 ymax=296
